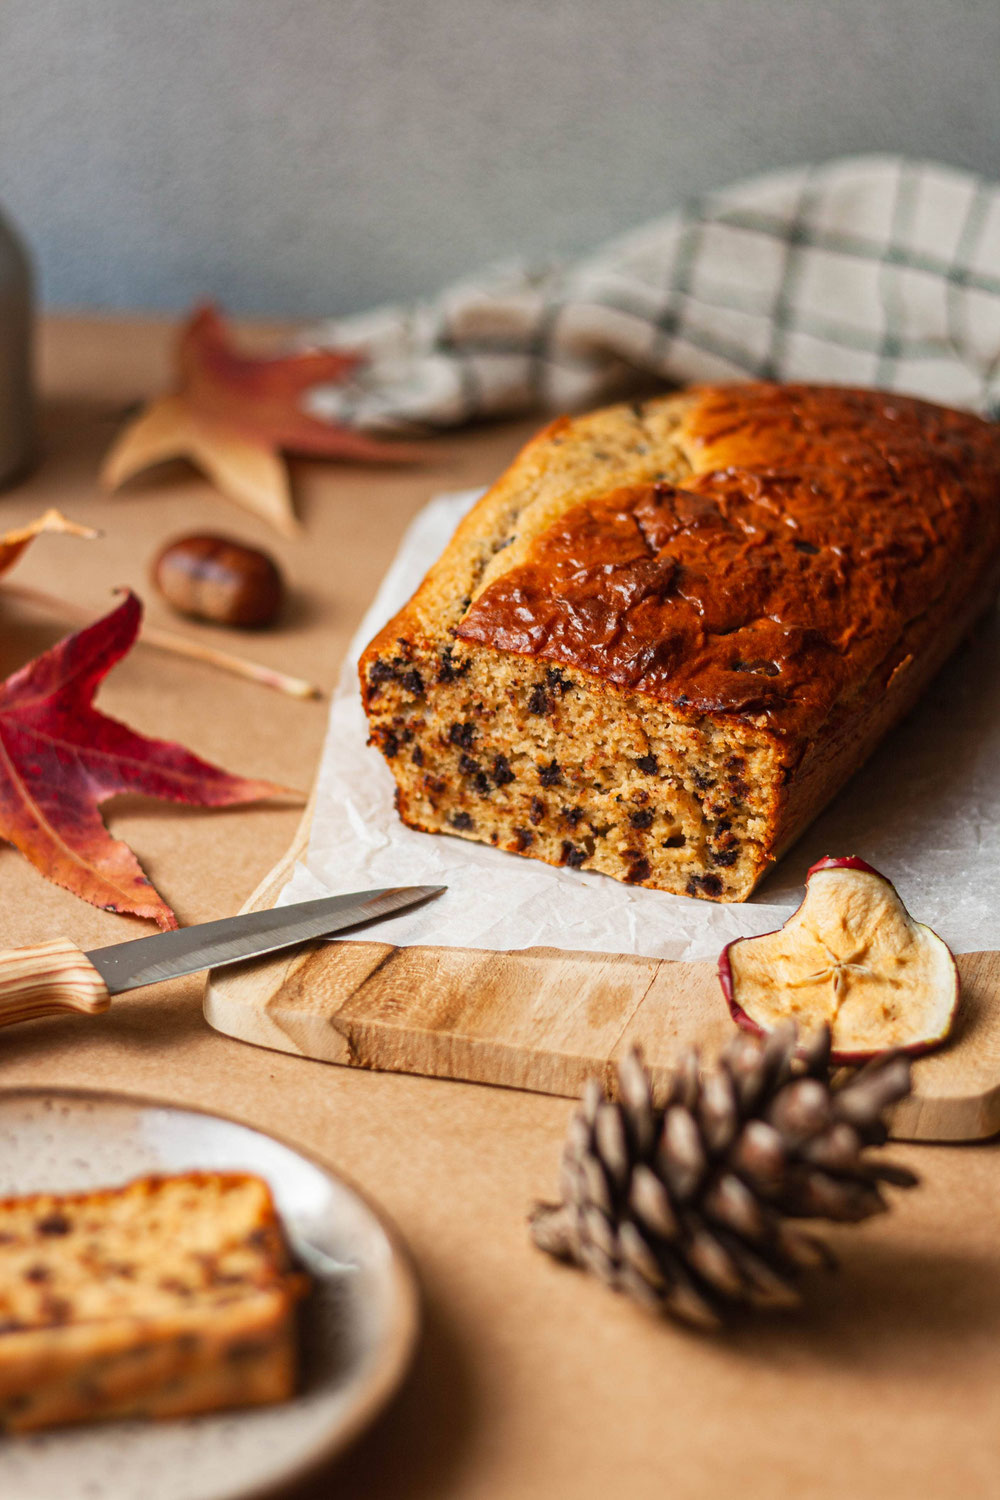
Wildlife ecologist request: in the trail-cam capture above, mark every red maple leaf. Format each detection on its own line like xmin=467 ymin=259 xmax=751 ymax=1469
xmin=0 ymin=591 xmax=293 ymax=928
xmin=101 ymin=304 xmax=426 ymax=535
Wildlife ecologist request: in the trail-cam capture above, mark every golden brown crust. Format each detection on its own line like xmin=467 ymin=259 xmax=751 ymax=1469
xmin=362 ymin=396 xmax=697 ymax=660
xmin=457 ymin=385 xmax=1000 ymax=741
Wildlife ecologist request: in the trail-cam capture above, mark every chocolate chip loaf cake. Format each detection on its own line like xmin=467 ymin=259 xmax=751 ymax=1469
xmin=0 ymin=1172 xmax=307 ymax=1431
xmin=360 ymin=384 xmax=1000 ymax=901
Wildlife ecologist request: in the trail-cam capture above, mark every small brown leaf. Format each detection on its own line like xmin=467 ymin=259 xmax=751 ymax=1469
xmin=101 ymin=305 xmax=426 ymax=534
xmin=0 ymin=511 xmax=97 ymax=582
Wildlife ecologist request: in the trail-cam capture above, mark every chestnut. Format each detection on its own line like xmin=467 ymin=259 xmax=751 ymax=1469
xmin=152 ymin=533 xmax=285 ymax=628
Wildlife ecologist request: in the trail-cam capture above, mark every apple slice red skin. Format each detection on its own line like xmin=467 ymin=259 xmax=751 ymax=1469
xmin=806 ymin=854 xmax=881 ymax=878
xmin=717 ymin=857 xmax=961 ymax=1065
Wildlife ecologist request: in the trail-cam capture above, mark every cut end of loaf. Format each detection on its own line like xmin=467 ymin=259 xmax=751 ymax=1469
xmin=361 ymin=636 xmax=780 ymax=901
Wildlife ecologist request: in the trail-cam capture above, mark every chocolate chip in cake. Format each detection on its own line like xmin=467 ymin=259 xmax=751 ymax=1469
xmin=538 ymin=759 xmax=562 ymax=787
xmin=711 ymin=848 xmax=739 ymax=867
xmin=474 ymin=772 xmax=492 ymax=796
xmin=561 ymin=841 xmax=587 ymax=868
xmin=561 ymin=806 xmax=584 ymax=828
xmin=400 ymin=668 xmax=424 ymax=698
xmin=450 ymin=812 xmax=474 ymax=831
xmin=40 ymin=1295 xmax=71 ymax=1324
xmin=367 ymin=658 xmax=396 ymax=695
xmin=492 ymin=754 xmax=515 ymax=786
xmin=628 ymin=808 xmax=654 ymax=830
xmin=381 ymin=730 xmax=399 ymax=759
xmin=687 ymin=873 xmax=723 ymax=897
xmin=411 ymin=745 xmax=424 ymax=767
xmin=528 ymin=684 xmax=550 ymax=715
xmin=624 ymin=855 xmax=652 ymax=883
xmin=545 ymin=666 xmax=572 ymax=695
xmin=160 ymin=1277 xmax=195 ymax=1298
xmin=529 ymin=797 xmax=546 ymax=825
xmin=437 ymin=647 xmax=470 ymax=683
xmin=448 ymin=721 xmax=477 ymax=749
xmin=512 ymin=827 xmax=534 ymax=851
xmin=636 ymin=754 xmax=659 ymax=775
xmin=662 ymin=833 xmax=686 ymax=848
xmin=36 ymin=1214 xmax=71 ymax=1237
xmin=459 ymin=753 xmax=480 ymax=778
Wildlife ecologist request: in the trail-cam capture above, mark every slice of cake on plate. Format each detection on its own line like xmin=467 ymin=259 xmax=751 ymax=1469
xmin=0 ymin=1171 xmax=308 ymax=1431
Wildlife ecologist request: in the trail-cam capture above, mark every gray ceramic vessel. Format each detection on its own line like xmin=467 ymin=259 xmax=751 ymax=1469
xmin=0 ymin=204 xmax=34 ymax=488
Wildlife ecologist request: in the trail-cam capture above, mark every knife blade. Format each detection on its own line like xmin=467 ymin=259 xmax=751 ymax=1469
xmin=0 ymin=885 xmax=445 ymax=1030
xmin=87 ymin=886 xmax=446 ymax=993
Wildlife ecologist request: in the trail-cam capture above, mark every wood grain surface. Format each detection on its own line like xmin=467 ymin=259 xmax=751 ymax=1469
xmin=206 ymin=777 xmax=1000 ymax=1144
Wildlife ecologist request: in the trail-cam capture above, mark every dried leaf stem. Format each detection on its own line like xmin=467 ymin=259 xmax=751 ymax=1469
xmin=3 ymin=583 xmax=322 ymax=700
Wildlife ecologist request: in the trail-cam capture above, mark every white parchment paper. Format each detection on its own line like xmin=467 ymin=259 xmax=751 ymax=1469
xmin=279 ymin=490 xmax=1000 ymax=959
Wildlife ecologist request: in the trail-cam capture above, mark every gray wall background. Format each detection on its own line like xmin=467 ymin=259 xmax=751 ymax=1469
xmin=2 ymin=0 xmax=998 ymax=319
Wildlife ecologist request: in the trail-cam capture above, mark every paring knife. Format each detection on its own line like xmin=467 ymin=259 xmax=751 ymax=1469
xmin=0 ymin=886 xmax=445 ymax=1030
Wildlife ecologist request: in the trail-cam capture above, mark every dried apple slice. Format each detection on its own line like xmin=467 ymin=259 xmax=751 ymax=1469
xmin=718 ymin=857 xmax=959 ymax=1062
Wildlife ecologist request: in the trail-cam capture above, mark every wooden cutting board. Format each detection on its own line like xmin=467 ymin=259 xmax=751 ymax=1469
xmin=204 ymin=801 xmax=1000 ymax=1143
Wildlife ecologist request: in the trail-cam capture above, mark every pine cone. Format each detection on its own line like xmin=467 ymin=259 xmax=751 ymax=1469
xmin=529 ymin=1024 xmax=917 ymax=1328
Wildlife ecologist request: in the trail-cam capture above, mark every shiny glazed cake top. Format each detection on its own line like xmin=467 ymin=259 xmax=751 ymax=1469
xmin=456 ymin=384 xmax=1000 ymax=738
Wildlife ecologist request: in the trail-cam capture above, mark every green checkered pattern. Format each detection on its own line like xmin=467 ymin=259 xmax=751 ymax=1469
xmin=304 ymin=155 xmax=1000 ymax=430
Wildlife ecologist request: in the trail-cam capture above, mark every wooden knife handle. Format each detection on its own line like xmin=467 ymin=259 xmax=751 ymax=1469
xmin=0 ymin=939 xmax=111 ymax=1028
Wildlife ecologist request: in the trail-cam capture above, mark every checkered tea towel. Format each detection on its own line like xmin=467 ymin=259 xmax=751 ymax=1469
xmin=304 ymin=154 xmax=1000 ymax=430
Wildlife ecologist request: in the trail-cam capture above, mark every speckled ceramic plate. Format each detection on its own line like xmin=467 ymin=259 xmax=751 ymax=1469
xmin=0 ymin=1089 xmax=419 ymax=1500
